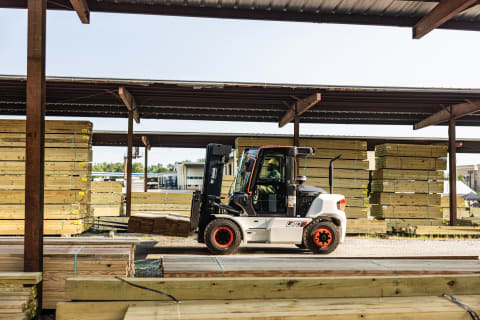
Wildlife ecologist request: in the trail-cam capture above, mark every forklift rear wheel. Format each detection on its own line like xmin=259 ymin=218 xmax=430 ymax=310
xmin=303 ymin=220 xmax=339 ymax=254
xmin=204 ymin=219 xmax=241 ymax=255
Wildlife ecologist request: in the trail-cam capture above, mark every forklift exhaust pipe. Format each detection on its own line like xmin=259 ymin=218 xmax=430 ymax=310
xmin=329 ymin=154 xmax=342 ymax=194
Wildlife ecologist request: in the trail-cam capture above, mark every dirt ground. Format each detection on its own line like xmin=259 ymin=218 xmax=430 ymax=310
xmin=134 ymin=235 xmax=480 ymax=259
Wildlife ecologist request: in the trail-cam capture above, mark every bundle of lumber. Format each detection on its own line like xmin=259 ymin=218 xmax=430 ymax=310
xmin=235 ymin=137 xmax=369 ymax=220
xmin=0 ymin=272 xmax=41 ymax=320
xmin=0 ymin=237 xmax=138 ymax=309
xmin=371 ymin=144 xmax=447 ymax=232
xmin=91 ymin=181 xmax=123 ymax=217
xmin=0 ymin=120 xmax=93 ymax=236
xmin=131 ymin=192 xmax=192 ymax=216
xmin=441 ymin=195 xmax=470 ymax=220
xmin=128 ymin=213 xmax=191 ymax=237
xmin=56 ymin=275 xmax=480 ymax=320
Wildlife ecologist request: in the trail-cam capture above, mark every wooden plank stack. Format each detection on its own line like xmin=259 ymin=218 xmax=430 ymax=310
xmin=91 ymin=181 xmax=123 ymax=217
xmin=0 ymin=120 xmax=93 ymax=236
xmin=371 ymin=144 xmax=447 ymax=232
xmin=441 ymin=195 xmax=470 ymax=220
xmin=0 ymin=272 xmax=41 ymax=320
xmin=128 ymin=213 xmax=191 ymax=237
xmin=56 ymin=275 xmax=480 ymax=320
xmin=131 ymin=192 xmax=192 ymax=216
xmin=0 ymin=237 xmax=138 ymax=309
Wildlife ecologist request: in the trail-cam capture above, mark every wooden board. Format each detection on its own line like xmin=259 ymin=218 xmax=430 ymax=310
xmin=372 ymin=180 xmax=443 ymax=194
xmin=308 ymin=177 xmax=368 ymax=189
xmin=64 ymin=275 xmax=480 ymax=301
xmin=91 ymin=192 xmax=123 ymax=205
xmin=0 ymin=219 xmax=87 ymax=235
xmin=298 ymin=158 xmax=369 ymax=170
xmin=91 ymin=205 xmax=122 ymax=217
xmin=385 ymin=218 xmax=444 ymax=231
xmin=235 ymin=137 xmax=368 ymax=150
xmin=345 ymin=197 xmax=369 ymax=208
xmin=0 ymin=272 xmax=42 ymax=284
xmin=91 ymin=181 xmax=123 ymax=193
xmin=371 ymin=205 xmax=443 ymax=219
xmin=442 ymin=208 xmax=471 ymax=220
xmin=373 ymin=169 xmax=444 ymax=181
xmin=376 ymin=156 xmax=446 ymax=171
xmin=0 ymin=272 xmax=40 ymax=320
xmin=128 ymin=213 xmax=191 ymax=237
xmin=0 ymin=120 xmax=92 ymax=134
xmin=0 ymin=133 xmax=91 ymax=148
xmin=0 ymin=204 xmax=89 ymax=219
xmin=370 ymin=192 xmax=441 ymax=206
xmin=375 ymin=143 xmax=448 ymax=158
xmin=344 ymin=207 xmax=368 ymax=218
xmin=441 ymin=196 xmax=466 ymax=208
xmin=131 ymin=192 xmax=192 ymax=205
xmin=0 ymin=148 xmax=92 ymax=162
xmin=0 ymin=161 xmax=92 ymax=175
xmin=300 ymin=168 xmax=370 ymax=179
xmin=0 ymin=190 xmax=90 ymax=204
xmin=415 ymin=226 xmax=480 ymax=236
xmin=346 ymin=219 xmax=387 ymax=234
xmin=0 ymin=176 xmax=89 ymax=191
xmin=237 ymin=147 xmax=368 ymax=160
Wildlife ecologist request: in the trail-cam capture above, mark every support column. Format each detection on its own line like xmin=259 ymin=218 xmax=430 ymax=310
xmin=25 ymin=0 xmax=46 ymax=275
xmin=449 ymin=119 xmax=457 ymax=226
xmin=294 ymin=115 xmax=300 ymax=147
xmin=144 ymin=146 xmax=148 ymax=192
xmin=126 ymin=111 xmax=133 ymax=217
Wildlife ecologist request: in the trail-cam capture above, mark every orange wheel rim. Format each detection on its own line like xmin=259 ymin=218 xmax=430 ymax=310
xmin=313 ymin=227 xmax=333 ymax=248
xmin=213 ymin=227 xmax=234 ymax=248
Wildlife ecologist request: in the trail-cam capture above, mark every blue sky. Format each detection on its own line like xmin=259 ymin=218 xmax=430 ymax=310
xmin=1 ymin=8 xmax=480 ymax=165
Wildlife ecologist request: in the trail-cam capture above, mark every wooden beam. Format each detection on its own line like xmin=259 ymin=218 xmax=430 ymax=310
xmin=126 ymin=112 xmax=133 ymax=217
xmin=141 ymin=136 xmax=151 ymax=150
xmin=69 ymin=0 xmax=90 ymax=24
xmin=293 ymin=115 xmax=299 ymax=147
xmin=144 ymin=146 xmax=148 ymax=193
xmin=413 ymin=0 xmax=478 ymax=39
xmin=279 ymin=93 xmax=321 ymax=128
xmin=449 ymin=119 xmax=457 ymax=226
xmin=413 ymin=100 xmax=480 ymax=130
xmin=119 ymin=87 xmax=140 ymax=124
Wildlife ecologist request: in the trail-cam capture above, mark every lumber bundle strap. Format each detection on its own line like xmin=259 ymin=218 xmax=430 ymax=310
xmin=443 ymin=294 xmax=480 ymax=320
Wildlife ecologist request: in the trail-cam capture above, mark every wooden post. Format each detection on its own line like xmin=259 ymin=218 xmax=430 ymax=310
xmin=294 ymin=115 xmax=300 ymax=147
xmin=126 ymin=111 xmax=133 ymax=217
xmin=449 ymin=119 xmax=457 ymax=226
xmin=144 ymin=146 xmax=148 ymax=192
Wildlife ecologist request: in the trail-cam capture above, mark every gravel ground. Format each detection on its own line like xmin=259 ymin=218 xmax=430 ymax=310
xmin=135 ymin=235 xmax=480 ymax=259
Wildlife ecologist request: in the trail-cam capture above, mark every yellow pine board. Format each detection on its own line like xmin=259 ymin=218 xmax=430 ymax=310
xmin=0 ymin=133 xmax=91 ymax=148
xmin=0 ymin=161 xmax=91 ymax=175
xmin=375 ymin=143 xmax=448 ymax=158
xmin=0 ymin=204 xmax=89 ymax=219
xmin=0 ymin=272 xmax=42 ymax=284
xmin=91 ymin=193 xmax=123 ymax=205
xmin=345 ymin=207 xmax=368 ymax=218
xmin=376 ymin=156 xmax=447 ymax=170
xmin=441 ymin=196 xmax=466 ymax=208
xmin=131 ymin=192 xmax=193 ymax=205
xmin=91 ymin=205 xmax=122 ymax=217
xmin=308 ymin=177 xmax=368 ymax=189
xmin=346 ymin=219 xmax=387 ymax=234
xmin=415 ymin=226 xmax=480 ymax=235
xmin=0 ymin=148 xmax=92 ymax=162
xmin=298 ymin=158 xmax=368 ymax=170
xmin=0 ymin=190 xmax=90 ymax=204
xmin=345 ymin=197 xmax=369 ymax=208
xmin=372 ymin=180 xmax=443 ymax=194
xmin=0 ymin=220 xmax=86 ymax=235
xmin=235 ymin=137 xmax=367 ymax=150
xmin=370 ymin=192 xmax=441 ymax=206
xmin=0 ymin=176 xmax=89 ymax=191
xmin=0 ymin=120 xmax=92 ymax=134
xmin=373 ymin=169 xmax=444 ymax=181
xmin=370 ymin=205 xmax=443 ymax=219
xmin=91 ymin=181 xmax=123 ymax=193
xmin=300 ymin=168 xmax=370 ymax=179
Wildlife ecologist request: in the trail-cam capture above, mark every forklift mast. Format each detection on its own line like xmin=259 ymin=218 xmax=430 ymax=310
xmin=190 ymin=144 xmax=232 ymax=236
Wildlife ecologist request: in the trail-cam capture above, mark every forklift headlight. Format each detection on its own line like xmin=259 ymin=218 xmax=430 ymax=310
xmin=337 ymin=198 xmax=346 ymax=211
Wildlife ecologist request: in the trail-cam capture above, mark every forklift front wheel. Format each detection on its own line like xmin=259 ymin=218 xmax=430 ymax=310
xmin=204 ymin=219 xmax=241 ymax=255
xmin=303 ymin=220 xmax=340 ymax=254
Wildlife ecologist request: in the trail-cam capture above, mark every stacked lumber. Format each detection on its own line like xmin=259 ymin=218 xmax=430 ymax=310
xmin=0 ymin=272 xmax=41 ymax=320
xmin=131 ymin=192 xmax=192 ymax=216
xmin=91 ymin=181 xmax=123 ymax=217
xmin=221 ymin=175 xmax=234 ymax=204
xmin=0 ymin=120 xmax=93 ymax=236
xmin=0 ymin=237 xmax=138 ymax=309
xmin=371 ymin=144 xmax=447 ymax=232
xmin=128 ymin=213 xmax=191 ymax=237
xmin=235 ymin=137 xmax=369 ymax=221
xmin=56 ymin=275 xmax=480 ymax=320
xmin=441 ymin=195 xmax=470 ymax=220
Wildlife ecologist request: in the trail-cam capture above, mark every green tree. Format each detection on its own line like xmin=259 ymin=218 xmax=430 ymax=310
xmin=132 ymin=163 xmax=144 ymax=173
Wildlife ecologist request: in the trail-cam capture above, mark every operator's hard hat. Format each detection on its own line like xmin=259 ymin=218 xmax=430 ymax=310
xmin=267 ymin=158 xmax=279 ymax=167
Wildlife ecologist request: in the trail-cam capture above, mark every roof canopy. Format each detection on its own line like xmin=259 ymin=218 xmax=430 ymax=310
xmin=2 ymin=75 xmax=480 ymax=126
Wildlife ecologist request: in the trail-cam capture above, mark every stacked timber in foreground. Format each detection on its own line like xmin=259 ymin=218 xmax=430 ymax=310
xmin=371 ymin=144 xmax=447 ymax=233
xmin=56 ymin=275 xmax=480 ymax=320
xmin=0 ymin=272 xmax=41 ymax=320
xmin=91 ymin=181 xmax=123 ymax=217
xmin=0 ymin=120 xmax=93 ymax=236
xmin=0 ymin=237 xmax=138 ymax=309
xmin=235 ymin=137 xmax=380 ymax=234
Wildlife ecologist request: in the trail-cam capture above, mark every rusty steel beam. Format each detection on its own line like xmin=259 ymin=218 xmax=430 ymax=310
xmin=24 ymin=0 xmax=46 ymax=310
xmin=414 ymin=100 xmax=480 ymax=130
xmin=413 ymin=0 xmax=478 ymax=39
xmin=126 ymin=111 xmax=133 ymax=217
xmin=449 ymin=119 xmax=458 ymax=226
xmin=279 ymin=93 xmax=321 ymax=128
xmin=69 ymin=0 xmax=90 ymax=23
xmin=119 ymin=86 xmax=140 ymax=123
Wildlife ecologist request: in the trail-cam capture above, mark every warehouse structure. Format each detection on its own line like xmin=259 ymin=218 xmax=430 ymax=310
xmin=2 ymin=0 xmax=480 ymax=310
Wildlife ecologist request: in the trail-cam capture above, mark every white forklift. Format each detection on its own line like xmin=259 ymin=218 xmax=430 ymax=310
xmin=128 ymin=143 xmax=346 ymax=255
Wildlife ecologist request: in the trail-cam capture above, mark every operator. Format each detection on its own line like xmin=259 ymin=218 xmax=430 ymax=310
xmin=255 ymin=158 xmax=281 ymax=210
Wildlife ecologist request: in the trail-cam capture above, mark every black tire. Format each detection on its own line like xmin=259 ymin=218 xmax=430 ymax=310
xmin=204 ymin=219 xmax=242 ymax=255
xmin=303 ymin=220 xmax=340 ymax=254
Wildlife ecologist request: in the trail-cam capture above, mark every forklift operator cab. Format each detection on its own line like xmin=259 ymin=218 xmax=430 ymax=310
xmin=200 ymin=145 xmax=347 ymax=255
